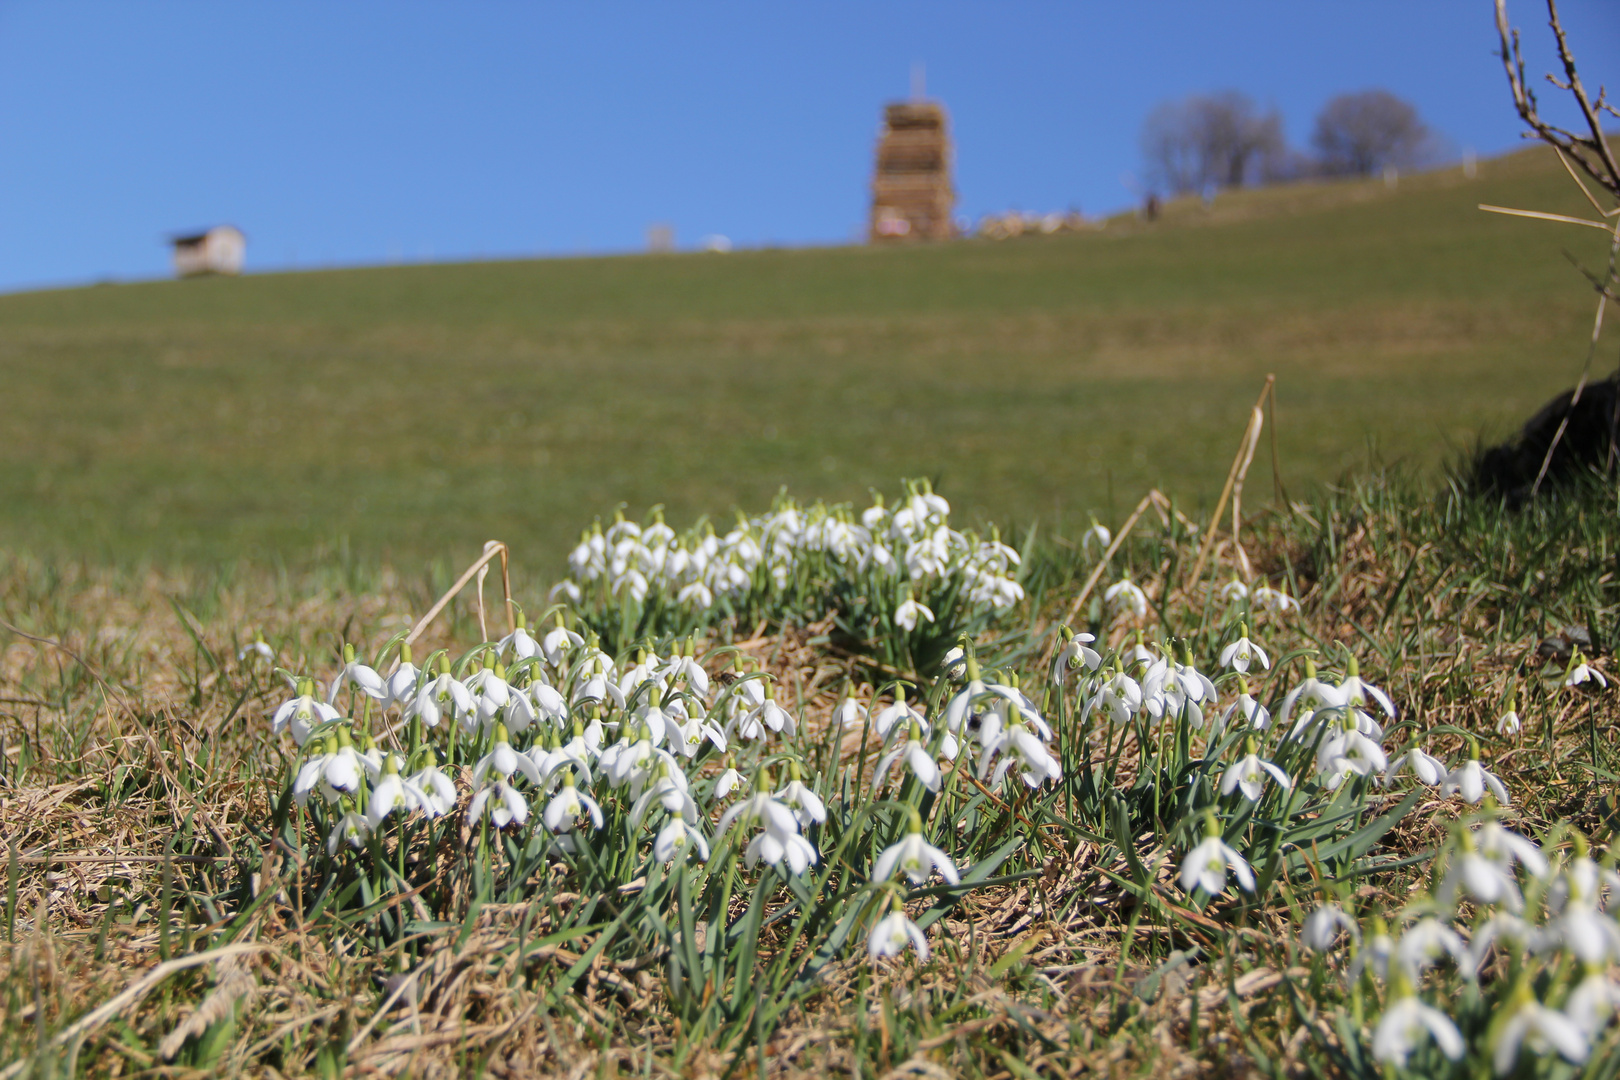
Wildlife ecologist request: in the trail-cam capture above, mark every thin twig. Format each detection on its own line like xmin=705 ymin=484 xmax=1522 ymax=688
xmin=404 ymin=541 xmax=515 ymax=647
xmin=1531 ymin=220 xmax=1620 ymax=496
xmin=1187 ymin=377 xmax=1271 ymax=589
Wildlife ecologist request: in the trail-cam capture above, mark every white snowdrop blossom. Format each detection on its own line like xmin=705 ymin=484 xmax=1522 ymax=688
xmin=894 ymin=595 xmax=935 ymax=632
xmin=1220 ymin=741 xmax=1291 ymax=802
xmin=1441 ymin=755 xmax=1510 ymax=806
xmin=653 ymin=816 xmax=709 ymax=864
xmin=1494 ymin=991 xmax=1590 ymax=1075
xmin=326 ymin=644 xmax=387 ymax=704
xmin=873 ymin=818 xmax=959 ymax=886
xmin=1301 ymin=904 xmax=1358 ymax=952
xmin=868 ymin=908 xmax=929 ymax=962
xmin=1385 ymin=747 xmax=1448 ymax=787
xmin=1252 ymin=584 xmax=1297 ymax=612
xmin=1374 ymin=986 xmax=1465 ymax=1067
xmin=326 ymin=807 xmax=372 ymax=855
xmin=271 ymin=679 xmax=340 ymax=747
xmin=1218 ymin=624 xmax=1270 ymax=673
xmin=542 ymin=772 xmax=605 ymax=833
xmin=1105 ymin=579 xmax=1148 ymax=618
xmin=1566 ymin=652 xmax=1608 ymax=688
xmin=1178 ymin=816 xmax=1255 ymax=896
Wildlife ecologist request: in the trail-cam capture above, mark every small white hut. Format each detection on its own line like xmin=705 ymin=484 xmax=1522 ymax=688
xmin=170 ymin=225 xmax=246 ymax=277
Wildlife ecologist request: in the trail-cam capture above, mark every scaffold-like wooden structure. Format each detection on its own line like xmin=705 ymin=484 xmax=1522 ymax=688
xmin=869 ymin=101 xmax=955 ymax=243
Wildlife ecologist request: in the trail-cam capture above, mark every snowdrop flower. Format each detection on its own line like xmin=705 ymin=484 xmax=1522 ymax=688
xmin=874 ymin=815 xmax=959 ymax=886
xmin=1085 ymin=668 xmax=1142 ymax=725
xmin=468 ymin=780 xmax=529 ymax=828
xmin=1497 ymin=704 xmax=1522 ymax=735
xmin=326 ymin=643 xmax=387 ymax=704
xmin=1081 ymin=520 xmax=1111 ymax=552
xmin=653 ymin=817 xmax=709 ymax=864
xmin=977 ymin=717 xmax=1062 ymax=788
xmin=1393 ymin=917 xmax=1471 ymax=979
xmin=1493 ymin=982 xmax=1590 ymax=1075
xmin=271 ymin=678 xmax=340 ymax=746
xmin=1219 ymin=623 xmax=1269 ymax=673
xmin=874 ymin=723 xmax=942 ymax=792
xmin=1350 ymin=917 xmax=1395 ymax=982
xmin=714 ymin=783 xmax=799 ymax=849
xmin=1280 ymin=658 xmax=1347 ymax=737
xmin=407 ymin=661 xmax=474 ymax=730
xmin=1373 ymin=976 xmax=1464 ymax=1067
xmin=1476 ymin=820 xmax=1548 ymax=878
xmin=1105 ymin=579 xmax=1148 ymax=619
xmin=540 ymin=617 xmax=584 ymax=667
xmin=497 ymin=614 xmax=544 ymax=661
xmin=365 ymin=754 xmax=431 ymax=829
xmin=628 ymin=763 xmax=698 ymax=830
xmin=868 ymin=905 xmax=930 ymax=962
xmin=1218 ymin=577 xmax=1248 ymax=602
xmin=465 ymin=660 xmax=515 ymax=728
xmin=1178 ymin=813 xmax=1255 ymax=896
xmin=1315 ymin=724 xmax=1387 ymax=788
xmin=894 ymin=593 xmax=935 ymax=632
xmin=326 ymin=804 xmax=371 ymax=856
xmin=713 ymin=762 xmax=743 ymax=800
xmin=1252 ymin=584 xmax=1297 ymax=612
xmin=472 ymin=723 xmax=544 ymax=787
xmin=746 ymin=824 xmax=818 ymax=873
xmin=670 ymin=708 xmax=726 ymax=759
xmin=1301 ymin=903 xmax=1358 ymax=952
xmin=1466 ymin=913 xmax=1540 ymax=972
xmin=663 ymin=639 xmax=710 ymax=696
xmin=239 ymin=636 xmax=274 ymax=663
xmin=1336 ymin=655 xmax=1395 ymax=718
xmin=1544 ymin=846 xmax=1620 ymax=964
xmin=383 ymin=646 xmax=422 ymax=710
xmin=1213 ymin=676 xmax=1270 ymax=736
xmin=1384 ymin=746 xmax=1447 ymax=787
xmin=1220 ymin=739 xmax=1291 ymax=802
xmin=775 ymin=769 xmax=827 ymax=828
xmin=1565 ymin=969 xmax=1620 ymax=1040
xmin=1441 ymin=840 xmax=1524 ymax=911
xmin=573 ymin=660 xmax=627 ymax=711
xmin=716 ymin=779 xmax=818 ymax=873
xmin=1440 ymin=750 xmax=1510 ymax=805
xmin=1052 ymin=627 xmax=1100 ymax=684
xmin=542 ymin=770 xmax=604 ymax=833
xmin=734 ymin=682 xmax=797 ymax=740
xmin=408 ymin=761 xmax=458 ymax=817
xmin=1566 ymin=651 xmax=1608 ymax=689
xmin=293 ymin=730 xmax=365 ymax=806
xmin=872 ymin=692 xmax=929 ymax=741
xmin=833 ymin=687 xmax=867 ymax=729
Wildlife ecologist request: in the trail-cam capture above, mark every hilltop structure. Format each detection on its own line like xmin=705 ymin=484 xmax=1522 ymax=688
xmin=170 ymin=225 xmax=245 ymax=277
xmin=869 ymin=100 xmax=955 ymax=243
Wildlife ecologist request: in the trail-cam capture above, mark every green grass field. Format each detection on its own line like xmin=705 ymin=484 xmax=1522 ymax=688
xmin=0 ymin=146 xmax=1610 ymax=575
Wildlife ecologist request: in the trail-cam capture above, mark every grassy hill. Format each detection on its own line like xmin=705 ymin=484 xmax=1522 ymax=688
xmin=0 ymin=146 xmax=1611 ymax=576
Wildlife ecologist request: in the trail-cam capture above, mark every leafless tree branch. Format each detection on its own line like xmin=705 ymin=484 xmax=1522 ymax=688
xmin=1495 ymin=0 xmax=1620 ymax=202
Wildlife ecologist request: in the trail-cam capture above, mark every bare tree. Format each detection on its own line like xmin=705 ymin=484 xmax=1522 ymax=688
xmin=1311 ymin=90 xmax=1430 ymax=177
xmin=1495 ymin=0 xmax=1620 ymax=202
xmin=1482 ymin=0 xmax=1620 ymax=499
xmin=1141 ymin=92 xmax=1287 ymax=195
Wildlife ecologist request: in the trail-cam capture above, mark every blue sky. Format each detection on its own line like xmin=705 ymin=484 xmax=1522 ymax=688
xmin=0 ymin=1 xmax=1614 ymax=292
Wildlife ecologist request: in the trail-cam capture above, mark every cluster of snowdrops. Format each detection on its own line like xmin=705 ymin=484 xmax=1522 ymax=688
xmin=554 ymin=480 xmax=1023 ymax=626
xmin=261 ymin=577 xmax=1618 ymax=1072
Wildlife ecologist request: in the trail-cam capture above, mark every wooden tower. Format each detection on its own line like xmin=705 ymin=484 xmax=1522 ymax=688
xmin=869 ymin=100 xmax=955 ymax=242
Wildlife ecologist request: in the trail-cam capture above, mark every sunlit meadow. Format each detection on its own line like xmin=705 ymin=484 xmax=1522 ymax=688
xmin=3 ymin=101 xmax=1620 ymax=1075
